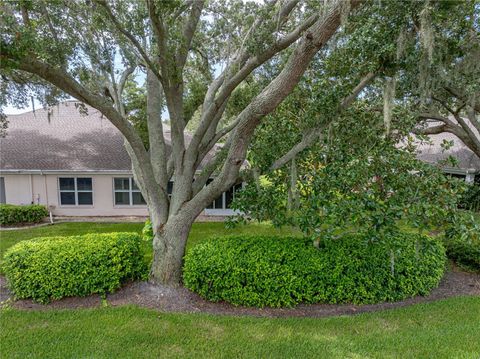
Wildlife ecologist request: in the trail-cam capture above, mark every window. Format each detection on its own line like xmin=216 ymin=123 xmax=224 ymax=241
xmin=114 ymin=178 xmax=146 ymax=206
xmin=59 ymin=177 xmax=93 ymax=205
xmin=206 ymin=180 xmax=243 ymax=210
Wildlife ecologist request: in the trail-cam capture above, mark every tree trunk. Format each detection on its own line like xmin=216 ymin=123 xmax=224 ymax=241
xmin=149 ymin=212 xmax=195 ymax=286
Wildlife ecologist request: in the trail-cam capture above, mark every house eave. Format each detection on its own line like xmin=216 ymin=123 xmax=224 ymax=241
xmin=441 ymin=166 xmax=480 ymax=175
xmin=0 ymin=169 xmax=134 ymax=175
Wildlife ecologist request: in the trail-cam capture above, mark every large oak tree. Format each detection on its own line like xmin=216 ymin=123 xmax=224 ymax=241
xmin=1 ymin=0 xmax=371 ymax=284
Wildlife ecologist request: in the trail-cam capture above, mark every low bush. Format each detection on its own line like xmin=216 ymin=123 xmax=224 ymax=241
xmin=3 ymin=232 xmax=147 ymax=303
xmin=444 ymin=213 xmax=480 ymax=271
xmin=183 ymin=233 xmax=446 ymax=307
xmin=0 ymin=204 xmax=48 ymax=225
xmin=458 ymin=184 xmax=480 ymax=212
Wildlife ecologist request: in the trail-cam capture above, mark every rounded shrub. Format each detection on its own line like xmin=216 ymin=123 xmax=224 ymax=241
xmin=3 ymin=232 xmax=148 ymax=303
xmin=0 ymin=204 xmax=48 ymax=225
xmin=183 ymin=233 xmax=446 ymax=308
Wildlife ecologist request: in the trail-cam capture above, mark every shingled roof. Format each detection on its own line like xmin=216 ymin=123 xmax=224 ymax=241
xmin=0 ymin=101 xmax=218 ymax=172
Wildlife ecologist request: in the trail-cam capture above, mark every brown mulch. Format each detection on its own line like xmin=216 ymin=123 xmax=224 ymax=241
xmin=1 ymin=268 xmax=479 ymax=318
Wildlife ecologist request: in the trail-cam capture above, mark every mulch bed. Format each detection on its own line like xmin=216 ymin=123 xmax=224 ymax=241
xmin=1 ymin=268 xmax=478 ymax=318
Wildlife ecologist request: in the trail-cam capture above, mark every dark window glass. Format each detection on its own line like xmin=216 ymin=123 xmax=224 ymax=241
xmin=115 ymin=192 xmax=130 ymax=205
xmin=59 ymin=178 xmax=75 ymax=190
xmin=77 ymin=177 xmax=92 ymax=191
xmin=60 ymin=192 xmax=75 ymax=205
xmin=132 ymin=179 xmax=140 ymax=190
xmin=78 ymin=192 xmax=93 ymax=205
xmin=132 ymin=192 xmax=146 ymax=205
xmin=214 ymin=195 xmax=223 ymax=209
xmin=225 ymin=187 xmax=234 ymax=208
xmin=205 ymin=179 xmax=215 ymax=208
xmin=114 ymin=178 xmax=130 ymax=190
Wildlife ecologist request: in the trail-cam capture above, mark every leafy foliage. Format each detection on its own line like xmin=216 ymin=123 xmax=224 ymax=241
xmin=234 ymin=105 xmax=464 ymax=237
xmin=183 ymin=233 xmax=446 ymax=308
xmin=142 ymin=219 xmax=153 ymax=241
xmin=3 ymin=232 xmax=147 ymax=303
xmin=458 ymin=184 xmax=480 ymax=212
xmin=444 ymin=212 xmax=480 ymax=271
xmin=0 ymin=204 xmax=48 ymax=225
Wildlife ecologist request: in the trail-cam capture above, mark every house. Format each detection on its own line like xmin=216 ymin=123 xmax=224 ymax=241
xmin=415 ymin=131 xmax=480 ymax=184
xmin=0 ymin=101 xmax=242 ymax=217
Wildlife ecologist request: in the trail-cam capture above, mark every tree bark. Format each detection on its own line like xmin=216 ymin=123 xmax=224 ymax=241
xmin=150 ymin=212 xmax=195 ymax=285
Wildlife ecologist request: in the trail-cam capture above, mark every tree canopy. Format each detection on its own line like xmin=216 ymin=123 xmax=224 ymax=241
xmin=1 ymin=0 xmax=478 ymax=284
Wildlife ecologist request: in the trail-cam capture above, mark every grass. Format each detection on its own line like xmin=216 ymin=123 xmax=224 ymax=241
xmin=0 ymin=221 xmax=299 ymax=272
xmin=1 ymin=297 xmax=479 ymax=358
xmin=1 ymin=221 xmax=479 ymax=358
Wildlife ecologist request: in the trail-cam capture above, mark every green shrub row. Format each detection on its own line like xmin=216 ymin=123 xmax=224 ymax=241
xmin=183 ymin=233 xmax=446 ymax=308
xmin=0 ymin=204 xmax=49 ymax=225
xmin=3 ymin=232 xmax=148 ymax=303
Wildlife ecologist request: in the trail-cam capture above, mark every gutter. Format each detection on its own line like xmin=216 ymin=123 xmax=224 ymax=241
xmin=441 ymin=167 xmax=480 ymax=175
xmin=0 ymin=169 xmax=134 ymax=175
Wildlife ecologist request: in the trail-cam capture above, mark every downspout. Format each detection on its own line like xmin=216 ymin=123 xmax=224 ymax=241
xmin=42 ymin=171 xmax=53 ymax=224
xmin=29 ymin=174 xmax=33 ymax=204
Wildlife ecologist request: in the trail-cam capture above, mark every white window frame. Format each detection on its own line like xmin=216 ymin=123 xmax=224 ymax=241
xmin=58 ymin=177 xmax=94 ymax=206
xmin=113 ymin=177 xmax=146 ymax=207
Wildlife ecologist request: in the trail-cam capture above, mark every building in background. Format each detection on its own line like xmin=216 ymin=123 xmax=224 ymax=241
xmin=0 ymin=101 xmax=241 ymax=217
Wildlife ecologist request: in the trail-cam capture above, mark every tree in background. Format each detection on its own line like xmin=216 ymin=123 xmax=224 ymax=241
xmin=231 ymin=0 xmax=475 ymax=238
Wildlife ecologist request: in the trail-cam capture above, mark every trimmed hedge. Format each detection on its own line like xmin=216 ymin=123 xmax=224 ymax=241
xmin=3 ymin=232 xmax=147 ymax=303
xmin=0 ymin=204 xmax=48 ymax=225
xmin=183 ymin=233 xmax=446 ymax=308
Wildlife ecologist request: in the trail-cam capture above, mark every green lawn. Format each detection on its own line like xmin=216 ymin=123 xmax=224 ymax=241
xmin=0 ymin=221 xmax=299 ymax=272
xmin=1 ymin=221 xmax=479 ymax=358
xmin=1 ymin=297 xmax=479 ymax=358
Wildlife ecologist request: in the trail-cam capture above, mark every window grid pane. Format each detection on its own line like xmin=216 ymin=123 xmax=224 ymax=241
xmin=60 ymin=192 xmax=75 ymax=205
xmin=78 ymin=192 xmax=93 ymax=205
xmin=76 ymin=177 xmax=92 ymax=191
xmin=114 ymin=178 xmax=130 ymax=191
xmin=115 ymin=192 xmax=130 ymax=205
xmin=59 ymin=178 xmax=75 ymax=190
xmin=132 ymin=192 xmax=146 ymax=205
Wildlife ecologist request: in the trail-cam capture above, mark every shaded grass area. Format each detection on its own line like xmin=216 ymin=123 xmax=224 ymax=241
xmin=0 ymin=221 xmax=299 ymax=272
xmin=1 ymin=297 xmax=479 ymax=358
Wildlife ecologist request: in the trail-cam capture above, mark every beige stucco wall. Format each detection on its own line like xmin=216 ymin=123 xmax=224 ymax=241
xmin=1 ymin=173 xmax=149 ymax=217
xmin=3 ymin=174 xmax=32 ymax=205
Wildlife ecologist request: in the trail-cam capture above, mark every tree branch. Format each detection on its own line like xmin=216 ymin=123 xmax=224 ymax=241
xmin=270 ymin=71 xmax=376 ymax=171
xmin=444 ymin=85 xmax=480 ymax=113
xmin=94 ymin=0 xmax=162 ymax=83
xmin=187 ymin=11 xmax=319 ymax=167
xmin=184 ymin=0 xmax=364 ymax=216
xmin=176 ymin=0 xmax=205 ymax=70
xmin=9 ymin=56 xmax=167 ymax=213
